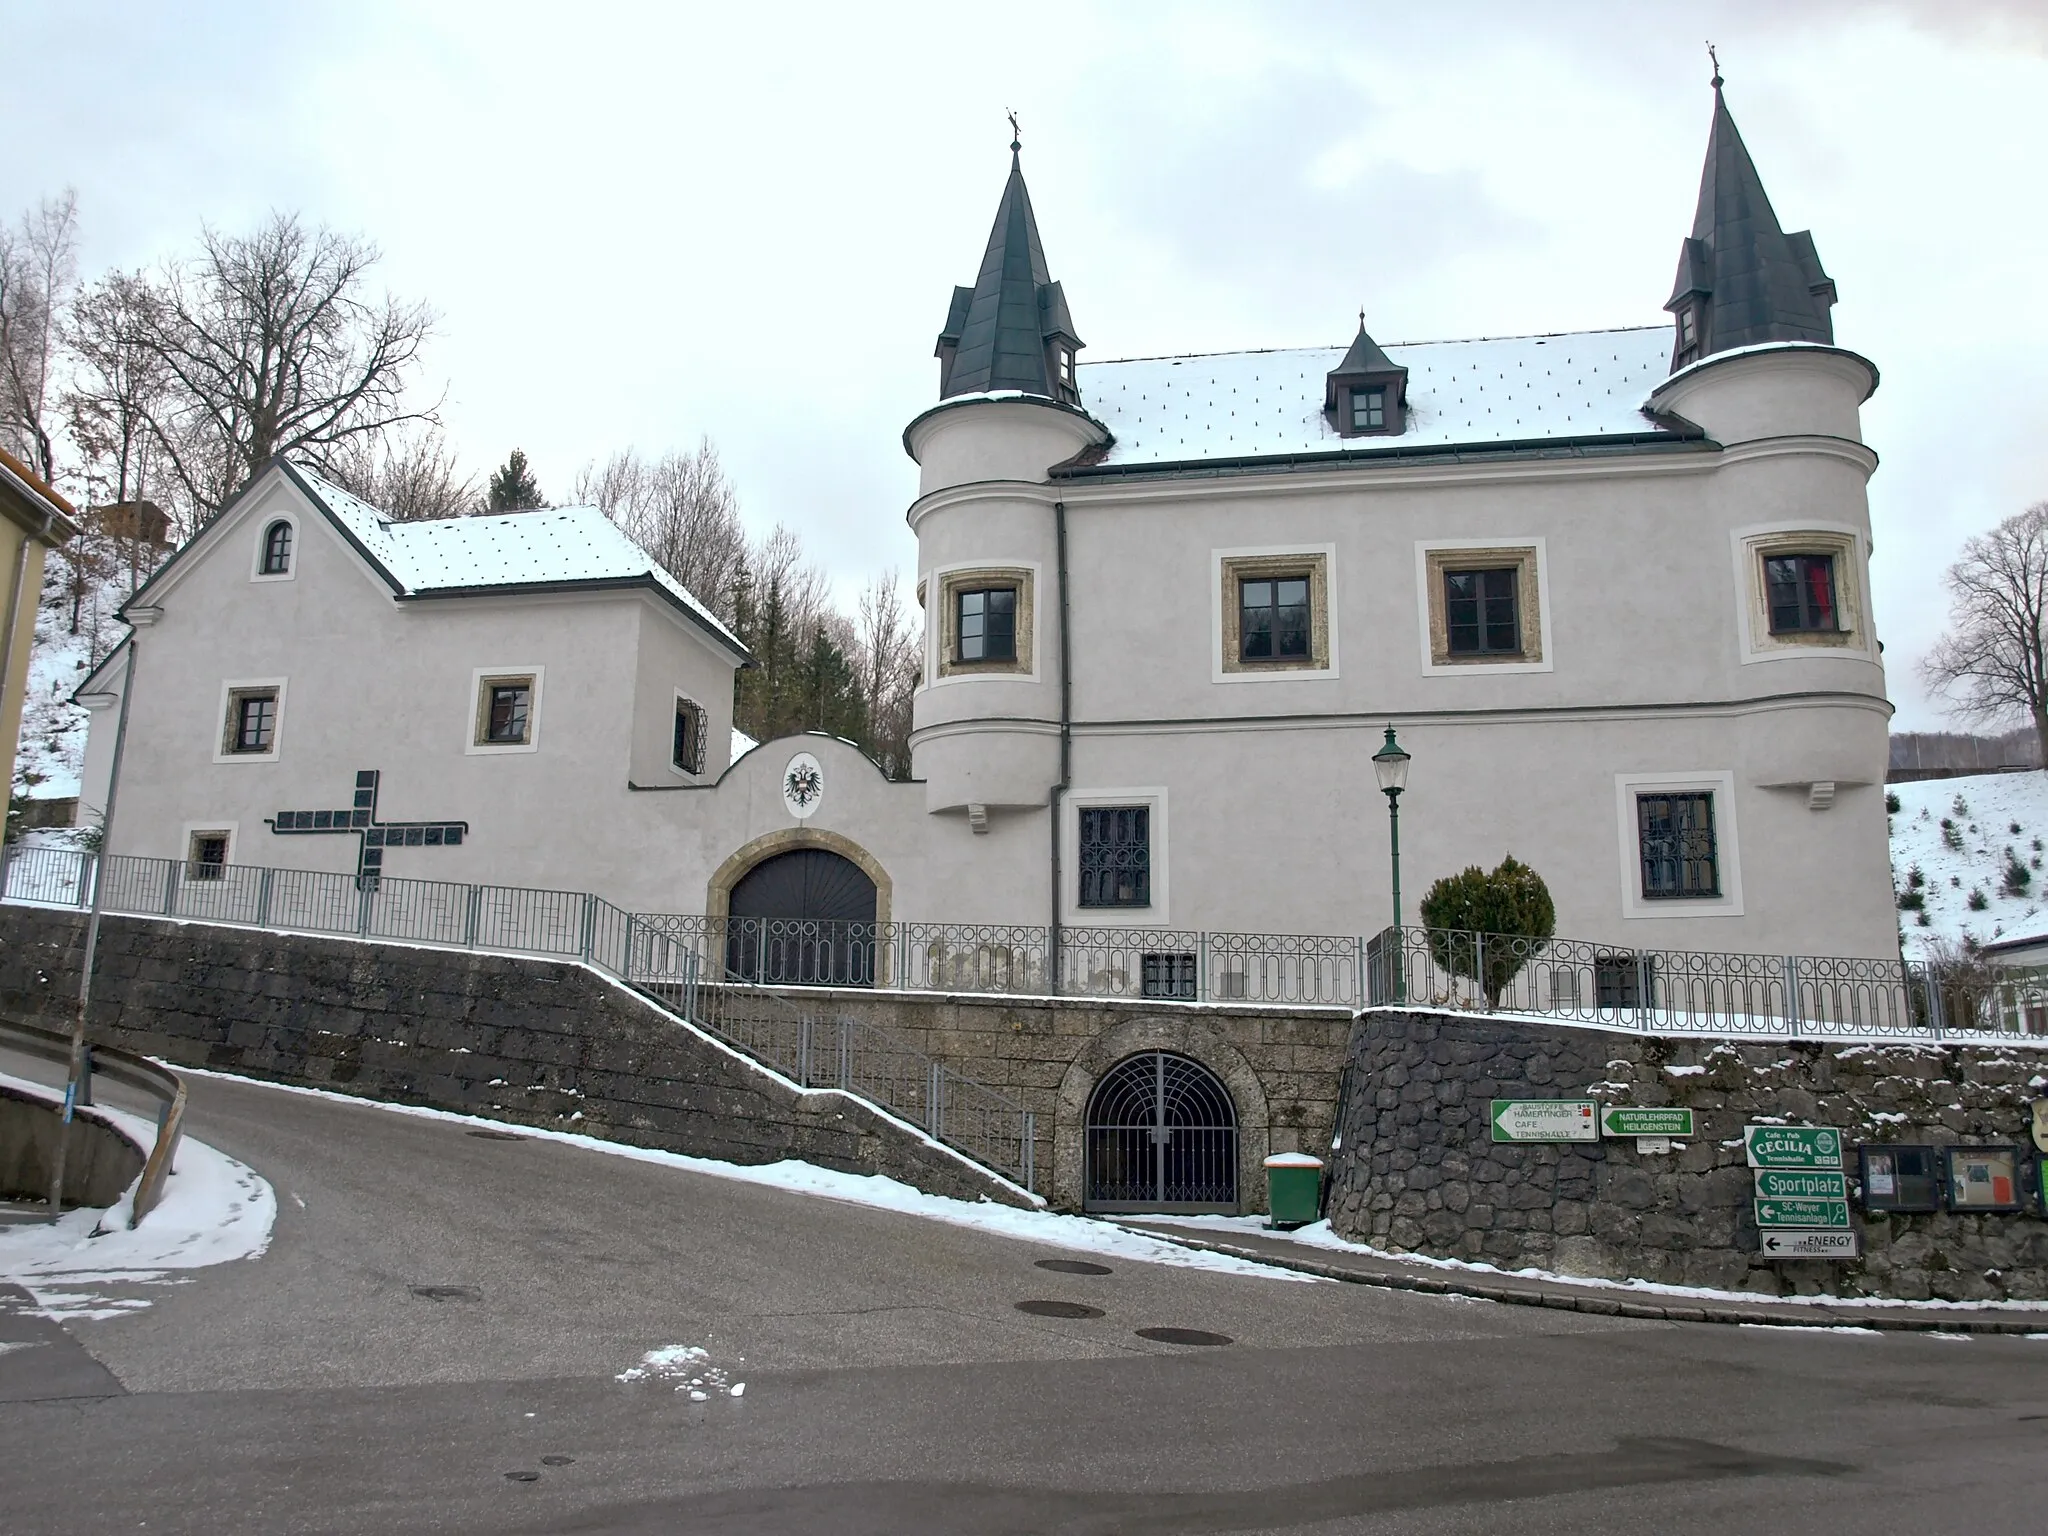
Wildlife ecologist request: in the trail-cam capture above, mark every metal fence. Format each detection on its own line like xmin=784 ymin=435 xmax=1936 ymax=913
xmin=1364 ymin=925 xmax=2048 ymax=1044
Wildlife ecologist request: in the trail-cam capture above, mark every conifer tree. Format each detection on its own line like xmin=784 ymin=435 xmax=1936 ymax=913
xmin=481 ymin=448 xmax=544 ymax=512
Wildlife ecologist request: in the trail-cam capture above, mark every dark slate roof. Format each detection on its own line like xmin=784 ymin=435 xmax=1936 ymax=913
xmin=1668 ymin=84 xmax=1836 ymax=362
xmin=1332 ymin=324 xmax=1400 ymax=376
xmin=935 ymin=153 xmax=1082 ymax=401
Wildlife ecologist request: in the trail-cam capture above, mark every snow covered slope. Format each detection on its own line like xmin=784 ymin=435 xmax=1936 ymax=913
xmin=1890 ymin=770 xmax=2048 ymax=957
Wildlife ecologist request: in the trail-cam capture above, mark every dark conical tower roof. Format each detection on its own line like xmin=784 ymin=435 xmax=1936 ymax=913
xmin=935 ymin=147 xmax=1083 ymax=403
xmin=1666 ymin=77 xmax=1836 ymax=369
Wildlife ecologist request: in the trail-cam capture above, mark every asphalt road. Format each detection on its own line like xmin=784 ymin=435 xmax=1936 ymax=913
xmin=3 ymin=1067 xmax=2047 ymax=1534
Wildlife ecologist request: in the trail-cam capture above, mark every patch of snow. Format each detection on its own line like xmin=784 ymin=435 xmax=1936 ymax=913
xmin=730 ymin=727 xmax=757 ymax=762
xmin=169 ymin=1066 xmax=1316 ymax=1283
xmin=0 ymin=1071 xmax=276 ymax=1318
xmin=1664 ymin=1064 xmax=1708 ymax=1077
xmin=1134 ymin=1215 xmax=2048 ymax=1311
xmin=615 ymin=1342 xmax=742 ymax=1400
xmin=1890 ymin=771 xmax=2048 ymax=958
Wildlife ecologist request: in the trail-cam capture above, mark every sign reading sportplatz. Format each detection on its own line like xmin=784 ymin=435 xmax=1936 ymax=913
xmin=1490 ymin=1100 xmax=1599 ymax=1143
xmin=1759 ymin=1229 xmax=1859 ymax=1259
xmin=1599 ymin=1106 xmax=1695 ymax=1139
xmin=1744 ymin=1125 xmax=1843 ymax=1169
xmin=1754 ymin=1170 xmax=1849 ymax=1201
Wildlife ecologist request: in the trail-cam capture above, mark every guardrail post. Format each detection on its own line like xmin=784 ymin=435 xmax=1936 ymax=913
xmin=79 ymin=850 xmax=95 ymax=908
xmin=1473 ymin=932 xmax=1486 ymax=1012
xmin=838 ymin=1016 xmax=852 ymax=1089
xmin=798 ymin=1014 xmax=812 ymax=1087
xmin=1197 ymin=932 xmax=1210 ymax=1003
xmin=895 ymin=924 xmax=909 ymax=990
xmin=463 ymin=885 xmax=480 ymax=947
xmin=1634 ymin=955 xmax=1651 ymax=1032
xmin=579 ymin=892 xmax=596 ymax=960
xmin=256 ymin=866 xmax=275 ymax=929
xmin=1022 ymin=1109 xmax=1035 ymax=1193
xmin=927 ymin=1063 xmax=943 ymax=1138
xmin=162 ymin=859 xmax=180 ymax=917
xmin=0 ymin=841 xmax=13 ymax=901
xmin=1782 ymin=955 xmax=1802 ymax=1038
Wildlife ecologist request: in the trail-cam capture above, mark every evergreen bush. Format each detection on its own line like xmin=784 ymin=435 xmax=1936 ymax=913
xmin=1418 ymin=855 xmax=1557 ymax=1008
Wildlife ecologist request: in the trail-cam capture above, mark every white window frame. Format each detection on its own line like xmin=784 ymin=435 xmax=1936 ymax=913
xmin=1414 ymin=537 xmax=1553 ymax=676
xmin=1063 ymin=785 xmax=1170 ymax=927
xmin=1613 ymin=769 xmax=1744 ymax=920
xmin=1210 ymin=543 xmax=1339 ymax=684
xmin=466 ymin=664 xmax=546 ymax=756
xmin=1729 ymin=520 xmax=1877 ymax=666
xmin=180 ymin=822 xmax=238 ymax=878
xmin=250 ymin=512 xmax=300 ymax=583
xmin=213 ymin=677 xmax=288 ymax=764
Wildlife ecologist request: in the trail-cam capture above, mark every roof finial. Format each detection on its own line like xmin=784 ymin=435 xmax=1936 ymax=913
xmin=1007 ymin=109 xmax=1021 ymax=159
xmin=1707 ymin=41 xmax=1723 ymax=92
xmin=1358 ymin=307 xmax=1366 ymax=331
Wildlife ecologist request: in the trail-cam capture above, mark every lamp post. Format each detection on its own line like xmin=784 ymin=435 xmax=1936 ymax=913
xmin=1371 ymin=725 xmax=1411 ymax=1004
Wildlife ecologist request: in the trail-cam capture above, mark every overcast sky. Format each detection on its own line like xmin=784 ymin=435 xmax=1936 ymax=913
xmin=6 ymin=1 xmax=2044 ymax=730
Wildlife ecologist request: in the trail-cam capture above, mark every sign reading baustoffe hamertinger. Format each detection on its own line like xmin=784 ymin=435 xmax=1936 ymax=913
xmin=1490 ymin=1100 xmax=1599 ymax=1143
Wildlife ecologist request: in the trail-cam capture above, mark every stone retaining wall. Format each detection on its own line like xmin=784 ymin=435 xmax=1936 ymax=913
xmin=712 ymin=985 xmax=1353 ymax=1212
xmin=1326 ymin=1009 xmax=2048 ymax=1300
xmin=0 ymin=1085 xmax=144 ymax=1208
xmin=0 ymin=906 xmax=1028 ymax=1207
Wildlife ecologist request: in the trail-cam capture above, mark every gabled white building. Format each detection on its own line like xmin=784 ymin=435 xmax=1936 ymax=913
xmin=76 ymin=80 xmax=1898 ymax=973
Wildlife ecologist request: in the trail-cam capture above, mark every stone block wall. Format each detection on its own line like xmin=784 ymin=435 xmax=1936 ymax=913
xmin=702 ymin=985 xmax=1354 ymax=1212
xmin=0 ymin=1084 xmax=144 ymax=1208
xmin=1326 ymin=1009 xmax=2048 ymax=1300
xmin=0 ymin=906 xmax=1028 ymax=1207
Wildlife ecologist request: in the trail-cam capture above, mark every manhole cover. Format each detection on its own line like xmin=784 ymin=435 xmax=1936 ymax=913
xmin=1034 ymin=1259 xmax=1112 ymax=1276
xmin=1015 ymin=1299 xmax=1105 ymax=1320
xmin=1136 ymin=1326 xmax=1233 ymax=1347
xmin=503 ymin=1470 xmax=540 ymax=1482
xmin=540 ymin=1455 xmax=575 ymax=1466
xmin=467 ymin=1129 xmax=525 ymax=1141
xmin=410 ymin=1285 xmax=482 ymax=1302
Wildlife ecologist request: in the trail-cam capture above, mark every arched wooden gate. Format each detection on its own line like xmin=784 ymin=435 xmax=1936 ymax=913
xmin=725 ymin=847 xmax=878 ymax=985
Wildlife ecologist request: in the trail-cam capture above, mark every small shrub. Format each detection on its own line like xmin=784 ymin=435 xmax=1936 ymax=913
xmin=1951 ymin=875 xmax=1963 ymax=887
xmin=2002 ymin=853 xmax=2032 ymax=897
xmin=1953 ymin=794 xmax=1971 ymax=816
xmin=1419 ymin=854 xmax=1557 ymax=1008
xmin=1968 ymin=887 xmax=1989 ymax=911
xmin=1897 ymin=889 xmax=1926 ymax=912
xmin=2012 ymin=821 xmax=2024 ymax=835
xmin=1915 ymin=909 xmax=1932 ymax=927
xmin=1907 ymin=864 xmax=1926 ymax=890
xmin=1885 ymin=791 xmax=1902 ymax=815
xmin=1941 ymin=818 xmax=1964 ymax=850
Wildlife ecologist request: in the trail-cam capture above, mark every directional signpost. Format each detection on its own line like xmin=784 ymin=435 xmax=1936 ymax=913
xmin=1490 ymin=1100 xmax=1599 ymax=1143
xmin=1746 ymin=1125 xmax=1853 ymax=1256
xmin=1600 ymin=1106 xmax=1695 ymax=1139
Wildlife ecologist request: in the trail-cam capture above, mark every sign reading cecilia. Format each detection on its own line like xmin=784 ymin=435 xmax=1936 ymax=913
xmin=1744 ymin=1125 xmax=1843 ymax=1170
xmin=1490 ymin=1101 xmax=1599 ymax=1143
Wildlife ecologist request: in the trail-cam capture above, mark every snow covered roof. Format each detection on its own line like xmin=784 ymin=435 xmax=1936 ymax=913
xmin=1069 ymin=326 xmax=1691 ymax=474
xmin=284 ymin=464 xmax=748 ymax=661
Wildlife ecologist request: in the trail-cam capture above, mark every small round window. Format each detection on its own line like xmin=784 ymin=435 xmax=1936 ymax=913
xmin=260 ymin=519 xmax=293 ymax=575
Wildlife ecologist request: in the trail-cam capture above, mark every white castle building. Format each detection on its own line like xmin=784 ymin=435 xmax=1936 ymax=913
xmin=74 ymin=82 xmax=1897 ymax=984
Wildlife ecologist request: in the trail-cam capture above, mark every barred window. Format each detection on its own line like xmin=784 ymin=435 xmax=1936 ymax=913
xmin=673 ymin=696 xmax=707 ymax=774
xmin=1637 ymin=792 xmax=1719 ymax=899
xmin=1079 ymin=806 xmax=1150 ymax=908
xmin=1141 ymin=952 xmax=1197 ymax=999
xmin=187 ymin=831 xmax=230 ymax=881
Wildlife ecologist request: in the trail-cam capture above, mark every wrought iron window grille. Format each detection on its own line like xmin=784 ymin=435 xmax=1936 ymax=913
xmin=1637 ymin=792 xmax=1720 ymax=899
xmin=1079 ymin=806 xmax=1151 ymax=908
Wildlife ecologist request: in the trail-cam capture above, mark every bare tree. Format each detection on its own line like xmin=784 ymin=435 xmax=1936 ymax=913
xmin=576 ymin=439 xmax=749 ymax=620
xmin=134 ymin=212 xmax=437 ymax=529
xmin=854 ymin=570 xmax=922 ymax=779
xmin=1923 ymin=502 xmax=2048 ymax=770
xmin=65 ymin=269 xmax=169 ymax=511
xmin=0 ymin=190 xmax=79 ymax=484
xmin=326 ymin=423 xmax=475 ymax=521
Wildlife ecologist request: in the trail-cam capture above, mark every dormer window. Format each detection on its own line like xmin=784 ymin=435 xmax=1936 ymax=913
xmin=1350 ymin=387 xmax=1386 ymax=433
xmin=1058 ymin=346 xmax=1076 ymax=390
xmin=256 ymin=518 xmax=294 ymax=577
xmin=1674 ymin=304 xmax=1702 ymax=367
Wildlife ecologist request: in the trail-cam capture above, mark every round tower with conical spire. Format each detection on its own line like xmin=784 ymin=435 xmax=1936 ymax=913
xmin=903 ymin=137 xmax=1106 ymax=823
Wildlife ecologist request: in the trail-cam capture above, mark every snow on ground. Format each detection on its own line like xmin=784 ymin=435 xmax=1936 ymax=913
xmin=172 ymin=1066 xmax=1316 ymax=1283
xmin=0 ymin=1071 xmax=276 ymax=1318
xmin=13 ymin=581 xmax=103 ymax=805
xmin=1138 ymin=1214 xmax=2048 ymax=1312
xmin=1890 ymin=771 xmax=2048 ymax=957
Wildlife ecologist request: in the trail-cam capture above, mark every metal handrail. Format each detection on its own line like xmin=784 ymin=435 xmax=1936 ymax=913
xmin=0 ymin=1013 xmax=186 ymax=1224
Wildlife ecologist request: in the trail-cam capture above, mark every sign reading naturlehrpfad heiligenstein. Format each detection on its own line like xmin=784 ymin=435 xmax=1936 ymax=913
xmin=1743 ymin=1125 xmax=1843 ymax=1170
xmin=1490 ymin=1100 xmax=1599 ymax=1142
xmin=1599 ymin=1106 xmax=1695 ymax=1139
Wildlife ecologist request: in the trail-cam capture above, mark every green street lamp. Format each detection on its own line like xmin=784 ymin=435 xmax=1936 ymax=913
xmin=1371 ymin=723 xmax=1411 ymax=929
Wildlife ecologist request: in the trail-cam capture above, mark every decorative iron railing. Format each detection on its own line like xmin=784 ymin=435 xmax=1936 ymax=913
xmin=8 ymin=844 xmax=2048 ymax=1050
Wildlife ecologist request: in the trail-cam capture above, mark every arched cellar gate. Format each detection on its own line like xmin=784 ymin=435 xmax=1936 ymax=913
xmin=1083 ymin=1051 xmax=1239 ymax=1213
xmin=725 ymin=847 xmax=878 ymax=986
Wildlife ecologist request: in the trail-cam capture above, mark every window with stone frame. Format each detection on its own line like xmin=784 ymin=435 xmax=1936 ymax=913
xmin=1637 ymin=791 xmax=1720 ymax=899
xmin=223 ymin=688 xmax=279 ymax=754
xmin=1422 ymin=545 xmax=1544 ymax=669
xmin=1079 ymin=805 xmax=1151 ymax=908
xmin=475 ymin=676 xmax=535 ymax=746
xmin=1443 ymin=566 xmax=1521 ymax=656
xmin=956 ymin=586 xmax=1017 ymax=663
xmin=1764 ymin=552 xmax=1839 ymax=635
xmin=1217 ymin=550 xmax=1331 ymax=675
xmin=1238 ymin=574 xmax=1312 ymax=662
xmin=934 ymin=567 xmax=1034 ymax=678
xmin=186 ymin=830 xmax=231 ymax=880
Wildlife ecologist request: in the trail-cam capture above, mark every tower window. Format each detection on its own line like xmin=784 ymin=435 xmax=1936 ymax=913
xmin=259 ymin=519 xmax=293 ymax=575
xmin=956 ymin=587 xmax=1017 ymax=663
xmin=1350 ymin=387 xmax=1386 ymax=432
xmin=1058 ymin=347 xmax=1076 ymax=388
xmin=1764 ymin=554 xmax=1837 ymax=634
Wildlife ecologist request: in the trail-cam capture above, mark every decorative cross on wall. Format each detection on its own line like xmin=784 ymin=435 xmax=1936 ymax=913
xmin=267 ymin=770 xmax=470 ymax=883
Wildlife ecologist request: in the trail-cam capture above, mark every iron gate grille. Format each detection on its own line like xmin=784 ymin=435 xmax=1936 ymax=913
xmin=1084 ymin=1051 xmax=1238 ymax=1212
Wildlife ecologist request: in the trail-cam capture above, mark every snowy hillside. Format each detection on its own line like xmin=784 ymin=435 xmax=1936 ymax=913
xmin=12 ymin=556 xmax=131 ymax=822
xmin=1890 ymin=770 xmax=2048 ymax=958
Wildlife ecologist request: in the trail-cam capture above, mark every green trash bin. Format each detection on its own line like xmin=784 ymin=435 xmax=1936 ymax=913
xmin=1265 ymin=1153 xmax=1324 ymax=1230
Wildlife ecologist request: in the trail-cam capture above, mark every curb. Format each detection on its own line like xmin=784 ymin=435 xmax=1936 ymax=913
xmin=1117 ymin=1226 xmax=2048 ymax=1336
